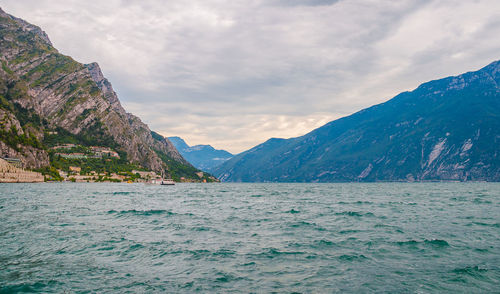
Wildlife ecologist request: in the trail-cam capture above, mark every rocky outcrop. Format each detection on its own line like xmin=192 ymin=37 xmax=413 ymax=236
xmin=0 ymin=8 xmax=52 ymax=46
xmin=0 ymin=141 xmax=49 ymax=169
xmin=0 ymin=109 xmax=49 ymax=169
xmin=84 ymin=62 xmax=124 ymax=113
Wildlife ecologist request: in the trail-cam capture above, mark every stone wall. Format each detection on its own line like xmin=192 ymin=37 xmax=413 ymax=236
xmin=0 ymin=158 xmax=44 ymax=183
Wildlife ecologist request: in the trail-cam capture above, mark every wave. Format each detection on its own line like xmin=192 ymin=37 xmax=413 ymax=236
xmin=111 ymin=191 xmax=133 ymax=195
xmin=472 ymin=196 xmax=493 ymax=203
xmin=471 ymin=222 xmax=500 ymax=228
xmin=286 ymin=239 xmax=336 ymax=249
xmin=187 ymin=249 xmax=211 ymax=259
xmin=190 ymin=226 xmax=213 ymax=232
xmin=212 ymin=249 xmax=236 ymax=257
xmin=254 ymin=248 xmax=307 ymax=259
xmin=337 ymin=201 xmax=373 ymax=205
xmin=289 ymin=220 xmax=314 ymax=227
xmin=338 ymin=254 xmax=369 ymax=262
xmin=107 ymin=209 xmax=176 ymax=216
xmin=424 ymin=239 xmax=450 ymax=246
xmin=396 ymin=239 xmax=450 ymax=247
xmin=164 ymin=248 xmax=236 ymax=260
xmin=127 ymin=243 xmax=145 ymax=251
xmin=335 ymin=211 xmax=375 ymax=217
xmin=214 ymin=272 xmax=243 ymax=283
xmin=288 ymin=220 xmax=326 ymax=231
xmin=452 ymin=265 xmax=488 ymax=277
xmin=338 ymin=229 xmax=361 ymax=235
xmin=0 ymin=281 xmax=63 ymax=293
xmin=313 ymin=239 xmax=336 ymax=248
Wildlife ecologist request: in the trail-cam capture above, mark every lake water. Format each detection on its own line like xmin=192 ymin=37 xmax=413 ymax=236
xmin=1 ymin=182 xmax=499 ymax=293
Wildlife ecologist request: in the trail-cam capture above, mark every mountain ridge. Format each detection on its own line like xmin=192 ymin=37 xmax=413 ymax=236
xmin=213 ymin=60 xmax=500 ymax=182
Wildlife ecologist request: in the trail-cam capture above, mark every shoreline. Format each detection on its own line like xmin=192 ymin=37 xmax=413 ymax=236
xmin=1 ymin=180 xmax=495 ymax=184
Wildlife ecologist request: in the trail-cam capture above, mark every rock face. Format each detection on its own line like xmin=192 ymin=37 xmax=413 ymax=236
xmin=0 ymin=103 xmax=50 ymax=169
xmin=213 ymin=61 xmax=500 ymax=182
xmin=168 ymin=136 xmax=233 ymax=172
xmin=84 ymin=62 xmax=122 ymax=112
xmin=0 ymin=141 xmax=49 ymax=169
xmin=0 ymin=7 xmax=196 ymax=176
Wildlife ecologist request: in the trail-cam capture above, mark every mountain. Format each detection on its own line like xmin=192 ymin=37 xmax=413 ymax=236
xmin=213 ymin=61 xmax=500 ymax=182
xmin=0 ymin=8 xmax=211 ymax=181
xmin=167 ymin=136 xmax=234 ymax=172
xmin=167 ymin=136 xmax=191 ymax=152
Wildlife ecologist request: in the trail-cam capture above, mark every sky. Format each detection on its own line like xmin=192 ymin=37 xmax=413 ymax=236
xmin=1 ymin=0 xmax=500 ymax=153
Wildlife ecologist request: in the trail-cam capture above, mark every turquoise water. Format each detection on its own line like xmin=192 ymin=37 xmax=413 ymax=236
xmin=1 ymin=183 xmax=499 ymax=293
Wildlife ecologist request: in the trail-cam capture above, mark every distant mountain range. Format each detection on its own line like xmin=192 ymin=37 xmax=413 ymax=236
xmin=0 ymin=8 xmax=213 ymax=182
xmin=213 ymin=60 xmax=500 ymax=182
xmin=167 ymin=136 xmax=233 ymax=172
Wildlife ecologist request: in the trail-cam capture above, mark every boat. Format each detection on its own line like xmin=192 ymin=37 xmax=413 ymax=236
xmin=160 ymin=170 xmax=175 ymax=185
xmin=161 ymin=178 xmax=175 ymax=185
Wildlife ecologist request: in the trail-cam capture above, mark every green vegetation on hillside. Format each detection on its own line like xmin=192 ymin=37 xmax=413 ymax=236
xmin=35 ymin=166 xmax=63 ymax=181
xmin=0 ymin=125 xmax=43 ymax=151
xmin=49 ymin=152 xmax=143 ymax=175
xmin=42 ymin=124 xmax=117 ymax=149
xmin=151 ymin=131 xmax=165 ymax=142
xmin=0 ymin=91 xmax=44 ymax=151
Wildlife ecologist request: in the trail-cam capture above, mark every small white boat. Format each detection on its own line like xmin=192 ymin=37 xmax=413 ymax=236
xmin=161 ymin=178 xmax=175 ymax=185
xmin=160 ymin=170 xmax=175 ymax=185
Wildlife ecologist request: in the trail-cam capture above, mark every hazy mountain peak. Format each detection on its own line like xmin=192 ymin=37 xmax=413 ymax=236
xmin=167 ymin=136 xmax=190 ymax=151
xmin=168 ymin=136 xmax=233 ymax=172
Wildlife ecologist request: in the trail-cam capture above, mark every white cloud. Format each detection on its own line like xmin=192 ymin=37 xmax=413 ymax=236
xmin=1 ymin=0 xmax=500 ymax=153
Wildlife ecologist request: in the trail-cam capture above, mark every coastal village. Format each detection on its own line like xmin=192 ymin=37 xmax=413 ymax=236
xmin=1 ymin=143 xmax=214 ymax=183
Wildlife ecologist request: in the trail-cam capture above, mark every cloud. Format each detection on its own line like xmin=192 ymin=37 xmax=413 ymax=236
xmin=269 ymin=0 xmax=341 ymax=7
xmin=1 ymin=0 xmax=500 ymax=153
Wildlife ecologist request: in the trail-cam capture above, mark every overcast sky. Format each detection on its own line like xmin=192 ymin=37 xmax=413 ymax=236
xmin=2 ymin=0 xmax=500 ymax=153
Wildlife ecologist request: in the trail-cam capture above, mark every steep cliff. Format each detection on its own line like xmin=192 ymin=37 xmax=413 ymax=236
xmin=0 ymin=7 xmax=201 ymax=179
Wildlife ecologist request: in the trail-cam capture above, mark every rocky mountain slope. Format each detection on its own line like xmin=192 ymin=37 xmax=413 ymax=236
xmin=167 ymin=136 xmax=233 ymax=171
xmin=213 ymin=60 xmax=500 ymax=182
xmin=0 ymin=7 xmax=206 ymax=180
